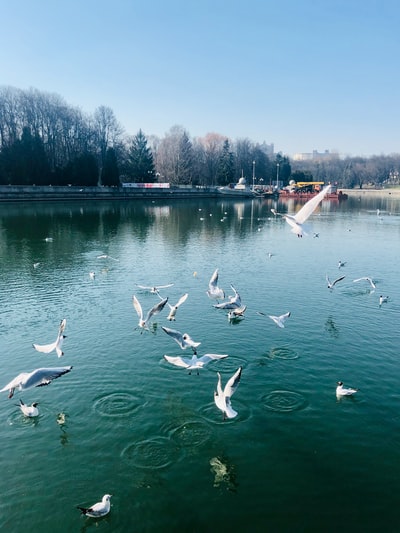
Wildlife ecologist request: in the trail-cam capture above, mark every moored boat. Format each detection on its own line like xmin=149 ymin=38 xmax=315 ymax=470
xmin=217 ymin=177 xmax=258 ymax=198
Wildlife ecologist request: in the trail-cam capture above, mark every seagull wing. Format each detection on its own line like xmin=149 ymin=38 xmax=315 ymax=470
xmin=332 ymin=275 xmax=345 ymax=286
xmin=163 ymin=355 xmax=190 ymax=368
xmin=33 ymin=341 xmax=57 ymax=354
xmin=294 ymin=185 xmax=332 ymax=224
xmin=145 ymin=297 xmax=168 ymax=321
xmin=0 ymin=373 xmax=30 ymax=392
xmin=132 ymin=295 xmax=143 ymax=320
xmin=156 ymin=284 xmax=174 ymax=290
xmin=24 ymin=366 xmax=73 ymax=389
xmin=224 ymin=367 xmax=242 ymax=398
xmin=162 ymin=326 xmax=184 ymax=347
xmin=174 ymin=293 xmax=188 ymax=308
xmin=209 ymin=268 xmax=219 ymax=288
xmin=197 ymin=354 xmax=228 ymax=365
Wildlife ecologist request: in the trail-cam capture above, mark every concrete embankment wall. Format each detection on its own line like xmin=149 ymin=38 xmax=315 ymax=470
xmin=0 ymin=186 xmax=219 ymax=202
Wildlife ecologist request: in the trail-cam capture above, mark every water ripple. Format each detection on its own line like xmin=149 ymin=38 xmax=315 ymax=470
xmin=266 ymin=346 xmax=299 ymax=360
xmin=120 ymin=436 xmax=182 ymax=469
xmin=261 ymin=390 xmax=308 ymax=412
xmin=93 ymin=391 xmax=147 ymax=417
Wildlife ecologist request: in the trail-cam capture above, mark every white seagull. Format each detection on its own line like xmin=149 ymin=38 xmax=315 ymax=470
xmin=163 ymin=353 xmax=228 ymax=374
xmin=161 ymin=326 xmax=201 ymax=352
xmin=338 ymin=260 xmax=346 ymax=269
xmin=32 ymin=318 xmax=67 ymax=358
xmin=227 ymin=305 xmax=247 ymax=321
xmin=271 ymin=184 xmax=332 ymax=237
xmin=206 ymin=269 xmax=225 ymax=300
xmin=379 ymin=295 xmax=389 ymax=306
xmin=97 ymin=254 xmax=119 ymax=261
xmin=336 ymin=381 xmax=358 ymax=397
xmin=353 ymin=277 xmax=376 ymax=290
xmin=166 ymin=293 xmax=188 ymax=321
xmin=214 ymin=367 xmax=242 ymax=420
xmin=269 ymin=311 xmax=291 ymax=328
xmin=136 ymin=283 xmax=174 ymax=294
xmin=77 ymin=494 xmax=112 ymax=518
xmin=214 ymin=285 xmax=242 ymax=309
xmin=1 ymin=366 xmax=73 ymax=398
xmin=89 ymin=271 xmax=95 ymax=279
xmin=132 ymin=295 xmax=168 ymax=331
xmin=17 ymin=399 xmax=39 ymax=417
xmin=326 ymin=274 xmax=345 ymax=289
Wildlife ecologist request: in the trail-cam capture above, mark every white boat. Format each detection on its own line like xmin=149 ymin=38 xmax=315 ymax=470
xmin=217 ymin=177 xmax=257 ymax=198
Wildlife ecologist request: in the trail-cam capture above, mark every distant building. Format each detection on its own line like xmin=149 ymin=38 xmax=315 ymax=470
xmin=293 ymin=149 xmax=338 ymax=161
xmin=258 ymin=142 xmax=274 ymax=157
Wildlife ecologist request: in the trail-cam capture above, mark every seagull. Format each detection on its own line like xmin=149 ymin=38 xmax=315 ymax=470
xmin=214 ymin=367 xmax=242 ymax=420
xmin=16 ymin=399 xmax=39 ymax=417
xmin=132 ymin=295 xmax=168 ymax=331
xmin=136 ymin=283 xmax=174 ymax=294
xmin=206 ymin=269 xmax=225 ymax=300
xmin=0 ymin=366 xmax=73 ymax=398
xmin=326 ymin=274 xmax=345 ymax=289
xmin=77 ymin=494 xmax=112 ymax=518
xmin=338 ymin=260 xmax=346 ymax=269
xmin=163 ymin=353 xmax=228 ymax=374
xmin=353 ymin=277 xmax=376 ymax=290
xmin=227 ymin=305 xmax=247 ymax=321
xmin=213 ymin=285 xmax=242 ymax=309
xmin=89 ymin=271 xmax=95 ymax=279
xmin=336 ymin=381 xmax=358 ymax=397
xmin=33 ymin=318 xmax=67 ymax=358
xmin=379 ymin=295 xmax=389 ymax=306
xmin=44 ymin=237 xmax=53 ymax=242
xmin=165 ymin=293 xmax=188 ymax=321
xmin=271 ymin=185 xmax=332 ymax=237
xmin=33 ymin=262 xmax=41 ymax=268
xmin=268 ymin=311 xmax=291 ymax=328
xmin=97 ymin=254 xmax=119 ymax=261
xmin=161 ymin=326 xmax=201 ymax=352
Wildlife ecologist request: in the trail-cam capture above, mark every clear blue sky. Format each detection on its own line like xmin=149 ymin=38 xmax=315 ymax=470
xmin=1 ymin=0 xmax=399 ymax=157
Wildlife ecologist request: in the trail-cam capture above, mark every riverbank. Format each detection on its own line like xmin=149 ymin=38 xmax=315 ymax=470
xmin=341 ymin=187 xmax=400 ymax=197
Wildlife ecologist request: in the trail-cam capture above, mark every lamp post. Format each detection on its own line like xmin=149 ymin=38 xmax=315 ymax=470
xmin=276 ymin=163 xmax=280 ymax=189
xmin=252 ymin=160 xmax=255 ymax=191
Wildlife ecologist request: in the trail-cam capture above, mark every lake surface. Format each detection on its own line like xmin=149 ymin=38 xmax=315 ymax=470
xmin=0 ymin=193 xmax=399 ymax=532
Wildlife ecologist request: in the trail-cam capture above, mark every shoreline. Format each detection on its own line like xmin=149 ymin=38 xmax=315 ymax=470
xmin=341 ymin=188 xmax=400 ymax=197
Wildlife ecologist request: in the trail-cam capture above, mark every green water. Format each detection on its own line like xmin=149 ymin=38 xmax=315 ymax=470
xmin=0 ymin=195 xmax=399 ymax=532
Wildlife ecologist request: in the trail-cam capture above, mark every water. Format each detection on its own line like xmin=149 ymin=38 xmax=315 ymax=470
xmin=0 ymin=194 xmax=399 ymax=532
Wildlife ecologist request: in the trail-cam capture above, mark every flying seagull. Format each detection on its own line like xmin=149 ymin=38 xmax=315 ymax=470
xmin=32 ymin=319 xmax=67 ymax=358
xmin=269 ymin=311 xmax=291 ymax=328
xmin=326 ymin=274 xmax=345 ymax=289
xmin=165 ymin=293 xmax=188 ymax=321
xmin=227 ymin=305 xmax=247 ymax=321
xmin=271 ymin=185 xmax=332 ymax=237
xmin=353 ymin=277 xmax=376 ymax=290
xmin=136 ymin=283 xmax=174 ymax=294
xmin=132 ymin=295 xmax=168 ymax=331
xmin=336 ymin=381 xmax=358 ymax=397
xmin=163 ymin=353 xmax=228 ymax=374
xmin=379 ymin=295 xmax=389 ymax=306
xmin=214 ymin=367 xmax=242 ymax=420
xmin=16 ymin=399 xmax=39 ymax=417
xmin=206 ymin=268 xmax=225 ymax=300
xmin=1 ymin=366 xmax=73 ymax=398
xmin=97 ymin=254 xmax=119 ymax=261
xmin=213 ymin=285 xmax=242 ymax=309
xmin=161 ymin=326 xmax=201 ymax=352
xmin=77 ymin=494 xmax=112 ymax=518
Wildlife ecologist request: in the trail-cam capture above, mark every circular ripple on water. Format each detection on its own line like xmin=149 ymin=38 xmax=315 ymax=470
xmin=121 ymin=437 xmax=182 ymax=470
xmin=266 ymin=346 xmax=299 ymax=360
xmin=262 ymin=390 xmax=308 ymax=412
xmin=168 ymin=419 xmax=212 ymax=448
xmin=6 ymin=411 xmax=40 ymax=430
xmin=214 ymin=355 xmax=249 ymax=373
xmin=93 ymin=391 xmax=146 ymax=418
xmin=199 ymin=400 xmax=251 ymax=425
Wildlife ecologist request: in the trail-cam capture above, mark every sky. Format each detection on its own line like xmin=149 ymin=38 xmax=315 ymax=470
xmin=1 ymin=0 xmax=400 ymax=158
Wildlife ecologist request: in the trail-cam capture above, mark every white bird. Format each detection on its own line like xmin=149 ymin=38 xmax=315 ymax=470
xmin=379 ymin=295 xmax=389 ymax=306
xmin=166 ymin=293 xmax=188 ymax=321
xmin=227 ymin=305 xmax=247 ymax=321
xmin=136 ymin=283 xmax=174 ymax=294
xmin=336 ymin=381 xmax=358 ymax=397
xmin=206 ymin=269 xmax=225 ymax=300
xmin=97 ymin=254 xmax=119 ymax=261
xmin=161 ymin=326 xmax=201 ymax=352
xmin=132 ymin=295 xmax=168 ymax=331
xmin=1 ymin=366 xmax=73 ymax=398
xmin=338 ymin=260 xmax=346 ymax=269
xmin=33 ymin=318 xmax=67 ymax=358
xmin=77 ymin=494 xmax=112 ymax=518
xmin=214 ymin=367 xmax=242 ymax=420
xmin=44 ymin=237 xmax=53 ymax=242
xmin=271 ymin=185 xmax=332 ymax=237
xmin=353 ymin=277 xmax=376 ymax=290
xmin=89 ymin=271 xmax=95 ymax=279
xmin=163 ymin=353 xmax=228 ymax=374
xmin=326 ymin=274 xmax=345 ymax=289
xmin=214 ymin=285 xmax=242 ymax=309
xmin=17 ymin=399 xmax=39 ymax=417
xmin=268 ymin=311 xmax=291 ymax=328
xmin=33 ymin=262 xmax=40 ymax=268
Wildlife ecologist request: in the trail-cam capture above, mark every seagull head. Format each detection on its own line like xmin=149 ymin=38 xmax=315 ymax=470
xmin=337 ymin=381 xmax=343 ymax=386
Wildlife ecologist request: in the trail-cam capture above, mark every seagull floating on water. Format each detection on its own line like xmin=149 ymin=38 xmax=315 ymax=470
xmin=165 ymin=293 xmax=188 ymax=321
xmin=33 ymin=318 xmax=67 ymax=358
xmin=227 ymin=305 xmax=247 ymax=321
xmin=338 ymin=260 xmax=346 ymax=269
xmin=163 ymin=353 xmax=228 ymax=374
xmin=1 ymin=366 xmax=73 ymax=398
xmin=353 ymin=277 xmax=376 ymax=290
xmin=214 ymin=285 xmax=242 ymax=309
xmin=89 ymin=271 xmax=95 ymax=279
xmin=214 ymin=367 xmax=242 ymax=420
xmin=206 ymin=269 xmax=225 ymax=300
xmin=77 ymin=494 xmax=112 ymax=518
xmin=271 ymin=185 xmax=331 ymax=237
xmin=132 ymin=295 xmax=168 ymax=331
xmin=17 ymin=399 xmax=39 ymax=417
xmin=136 ymin=283 xmax=174 ymax=294
xmin=336 ymin=381 xmax=358 ymax=397
xmin=161 ymin=326 xmax=201 ymax=352
xmin=269 ymin=311 xmax=291 ymax=328
xmin=379 ymin=295 xmax=389 ymax=306
xmin=326 ymin=274 xmax=345 ymax=289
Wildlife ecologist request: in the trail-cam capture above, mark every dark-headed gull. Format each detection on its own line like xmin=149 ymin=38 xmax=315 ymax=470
xmin=33 ymin=318 xmax=67 ymax=358
xmin=17 ymin=399 xmax=39 ymax=417
xmin=166 ymin=293 xmax=188 ymax=321
xmin=271 ymin=185 xmax=331 ymax=237
xmin=269 ymin=311 xmax=291 ymax=328
xmin=206 ymin=269 xmax=225 ymax=300
xmin=163 ymin=353 xmax=228 ymax=374
xmin=214 ymin=367 xmax=242 ymax=420
xmin=326 ymin=274 xmax=345 ymax=289
xmin=379 ymin=295 xmax=389 ymax=306
xmin=133 ymin=295 xmax=168 ymax=331
xmin=353 ymin=277 xmax=376 ymax=290
xmin=1 ymin=366 xmax=73 ymax=398
xmin=213 ymin=285 xmax=242 ymax=309
xmin=161 ymin=326 xmax=201 ymax=352
xmin=136 ymin=283 xmax=173 ymax=294
xmin=77 ymin=494 xmax=112 ymax=518
xmin=227 ymin=305 xmax=247 ymax=321
xmin=336 ymin=381 xmax=358 ymax=397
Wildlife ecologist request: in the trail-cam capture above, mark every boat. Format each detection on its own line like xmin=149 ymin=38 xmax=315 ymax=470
xmin=217 ymin=176 xmax=258 ymax=198
xmin=279 ymin=181 xmax=347 ymax=201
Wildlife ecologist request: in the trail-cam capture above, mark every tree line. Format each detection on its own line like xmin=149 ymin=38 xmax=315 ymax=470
xmin=0 ymin=86 xmax=399 ymax=189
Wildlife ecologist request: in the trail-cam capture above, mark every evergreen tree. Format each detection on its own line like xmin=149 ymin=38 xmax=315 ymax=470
xmin=216 ymin=139 xmax=235 ymax=185
xmin=127 ymin=129 xmax=155 ymax=182
xmin=176 ymin=131 xmax=193 ymax=185
xmin=101 ymin=147 xmax=120 ymax=186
